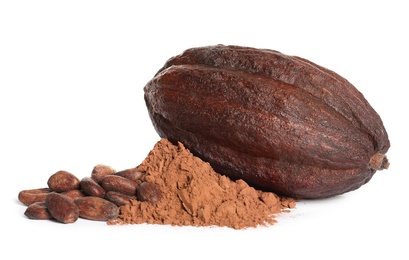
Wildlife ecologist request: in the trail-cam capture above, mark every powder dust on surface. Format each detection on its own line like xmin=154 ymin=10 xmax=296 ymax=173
xmin=109 ymin=138 xmax=296 ymax=230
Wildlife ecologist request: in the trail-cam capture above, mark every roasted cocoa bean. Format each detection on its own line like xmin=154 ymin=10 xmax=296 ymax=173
xmin=45 ymin=192 xmax=79 ymax=224
xmin=80 ymin=177 xmax=106 ymax=197
xmin=104 ymin=191 xmax=135 ymax=206
xmin=18 ymin=188 xmax=52 ymax=206
xmin=136 ymin=182 xmax=162 ymax=203
xmin=114 ymin=168 xmax=144 ymax=182
xmin=100 ymin=175 xmax=138 ymax=196
xmin=61 ymin=189 xmax=86 ymax=201
xmin=24 ymin=202 xmax=53 ymax=220
xmin=91 ymin=164 xmax=116 ymax=183
xmin=47 ymin=170 xmax=80 ymax=192
xmin=74 ymin=196 xmax=119 ymax=221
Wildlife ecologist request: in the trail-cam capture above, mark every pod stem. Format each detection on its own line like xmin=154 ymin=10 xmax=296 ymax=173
xmin=369 ymin=153 xmax=390 ymax=170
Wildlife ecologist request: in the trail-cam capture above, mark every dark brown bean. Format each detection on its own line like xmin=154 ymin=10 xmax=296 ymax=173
xmin=104 ymin=191 xmax=136 ymax=206
xmin=91 ymin=164 xmax=116 ymax=183
xmin=18 ymin=188 xmax=52 ymax=206
xmin=47 ymin=170 xmax=80 ymax=192
xmin=100 ymin=175 xmax=138 ymax=196
xmin=137 ymin=182 xmax=162 ymax=203
xmin=45 ymin=192 xmax=79 ymax=224
xmin=24 ymin=202 xmax=53 ymax=220
xmin=74 ymin=197 xmax=119 ymax=221
xmin=80 ymin=177 xmax=106 ymax=197
xmin=61 ymin=189 xmax=86 ymax=201
xmin=114 ymin=168 xmax=144 ymax=182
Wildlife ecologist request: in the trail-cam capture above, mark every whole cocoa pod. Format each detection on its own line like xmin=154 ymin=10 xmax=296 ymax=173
xmin=144 ymin=44 xmax=390 ymax=199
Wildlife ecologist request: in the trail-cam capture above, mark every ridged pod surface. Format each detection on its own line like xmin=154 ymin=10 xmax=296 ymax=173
xmin=144 ymin=45 xmax=390 ymax=199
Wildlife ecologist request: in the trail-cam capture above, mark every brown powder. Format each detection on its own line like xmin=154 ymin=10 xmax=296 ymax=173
xmin=109 ymin=138 xmax=295 ymax=229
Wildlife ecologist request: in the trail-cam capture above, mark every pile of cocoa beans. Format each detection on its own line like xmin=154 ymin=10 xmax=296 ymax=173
xmin=18 ymin=165 xmax=162 ymax=224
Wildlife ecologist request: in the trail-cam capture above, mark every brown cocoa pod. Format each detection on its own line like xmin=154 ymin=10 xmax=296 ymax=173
xmin=100 ymin=175 xmax=138 ymax=196
xmin=104 ymin=191 xmax=135 ymax=206
xmin=144 ymin=44 xmax=390 ymax=199
xmin=91 ymin=164 xmax=116 ymax=183
xmin=47 ymin=170 xmax=80 ymax=192
xmin=18 ymin=188 xmax=52 ymax=206
xmin=80 ymin=177 xmax=106 ymax=197
xmin=74 ymin=196 xmax=119 ymax=221
xmin=24 ymin=202 xmax=53 ymax=220
xmin=45 ymin=192 xmax=79 ymax=224
xmin=114 ymin=168 xmax=144 ymax=182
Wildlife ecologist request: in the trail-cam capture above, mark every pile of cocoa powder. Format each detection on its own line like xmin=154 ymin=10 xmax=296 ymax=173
xmin=109 ymin=138 xmax=295 ymax=229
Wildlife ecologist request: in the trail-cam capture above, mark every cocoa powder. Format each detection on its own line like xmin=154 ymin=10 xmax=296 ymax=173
xmin=109 ymin=138 xmax=295 ymax=229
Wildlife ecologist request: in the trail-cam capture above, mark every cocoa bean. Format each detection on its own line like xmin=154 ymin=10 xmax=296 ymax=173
xmin=100 ymin=175 xmax=138 ymax=196
xmin=136 ymin=182 xmax=162 ymax=203
xmin=47 ymin=170 xmax=80 ymax=192
xmin=80 ymin=177 xmax=106 ymax=197
xmin=91 ymin=164 xmax=116 ymax=183
xmin=61 ymin=189 xmax=86 ymax=201
xmin=104 ymin=191 xmax=135 ymax=206
xmin=74 ymin=197 xmax=119 ymax=221
xmin=18 ymin=188 xmax=51 ymax=206
xmin=24 ymin=202 xmax=52 ymax=220
xmin=45 ymin=192 xmax=79 ymax=224
xmin=114 ymin=168 xmax=144 ymax=182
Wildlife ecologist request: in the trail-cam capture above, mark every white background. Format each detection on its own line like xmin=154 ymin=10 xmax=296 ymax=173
xmin=1 ymin=1 xmax=407 ymax=259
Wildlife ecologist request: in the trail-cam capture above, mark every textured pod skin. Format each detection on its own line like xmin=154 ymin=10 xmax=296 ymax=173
xmin=144 ymin=45 xmax=390 ymax=199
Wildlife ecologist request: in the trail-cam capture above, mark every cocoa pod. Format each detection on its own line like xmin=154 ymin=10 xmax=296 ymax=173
xmin=144 ymin=44 xmax=390 ymax=199
xmin=24 ymin=202 xmax=53 ymax=220
xmin=104 ymin=191 xmax=135 ymax=206
xmin=100 ymin=175 xmax=138 ymax=196
xmin=18 ymin=188 xmax=52 ymax=206
xmin=45 ymin=192 xmax=79 ymax=224
xmin=80 ymin=177 xmax=106 ymax=197
xmin=47 ymin=170 xmax=80 ymax=192
xmin=74 ymin=197 xmax=119 ymax=221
